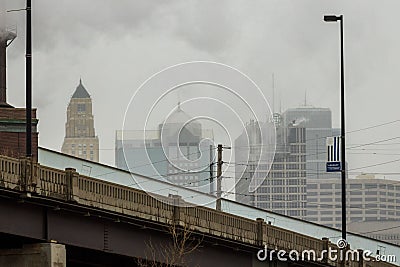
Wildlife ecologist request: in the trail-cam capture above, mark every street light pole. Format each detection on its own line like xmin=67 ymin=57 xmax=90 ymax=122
xmin=26 ymin=0 xmax=32 ymax=158
xmin=339 ymin=16 xmax=346 ymax=242
xmin=324 ymin=14 xmax=346 ymax=241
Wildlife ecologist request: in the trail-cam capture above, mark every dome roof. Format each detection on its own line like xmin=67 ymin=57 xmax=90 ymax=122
xmin=159 ymin=102 xmax=202 ymax=139
xmin=167 ymin=102 xmax=192 ymax=124
xmin=72 ymin=79 xmax=91 ymax=99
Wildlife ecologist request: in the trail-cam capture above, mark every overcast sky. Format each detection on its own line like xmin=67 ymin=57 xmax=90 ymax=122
xmin=2 ymin=0 xmax=400 ymax=180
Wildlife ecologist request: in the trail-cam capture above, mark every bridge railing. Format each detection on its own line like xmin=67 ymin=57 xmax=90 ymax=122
xmin=73 ymin=170 xmax=175 ymax=223
xmin=0 ymin=155 xmax=397 ymax=267
xmin=40 ymin=165 xmax=68 ymax=199
xmin=180 ymin=205 xmax=258 ymax=245
xmin=0 ymin=155 xmax=20 ymax=189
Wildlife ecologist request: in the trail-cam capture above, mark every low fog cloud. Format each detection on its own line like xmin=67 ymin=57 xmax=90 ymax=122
xmin=1 ymin=0 xmax=400 ymax=177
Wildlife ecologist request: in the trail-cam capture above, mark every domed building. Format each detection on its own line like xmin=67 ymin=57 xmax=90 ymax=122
xmin=115 ymin=102 xmax=213 ymax=193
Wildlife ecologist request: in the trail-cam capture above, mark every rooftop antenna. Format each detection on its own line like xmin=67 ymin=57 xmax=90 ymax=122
xmin=272 ymin=73 xmax=275 ymax=113
xmin=304 ymin=90 xmax=307 ymax=106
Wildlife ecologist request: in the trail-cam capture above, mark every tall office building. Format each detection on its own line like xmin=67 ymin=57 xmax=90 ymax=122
xmin=282 ymin=107 xmax=340 ymax=180
xmin=61 ymin=79 xmax=99 ymax=162
xmin=116 ymin=104 xmax=213 ymax=193
xmin=282 ymin=107 xmax=343 ymax=222
xmin=235 ymin=118 xmax=307 ymax=219
xmin=235 ymin=107 xmax=342 ymax=220
xmin=235 ymin=106 xmax=400 ymax=236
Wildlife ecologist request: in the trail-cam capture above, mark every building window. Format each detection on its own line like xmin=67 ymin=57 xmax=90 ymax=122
xmin=350 ymin=184 xmax=362 ymax=189
xmin=77 ymin=104 xmax=86 ymax=112
xmin=320 ymin=184 xmax=332 ymax=189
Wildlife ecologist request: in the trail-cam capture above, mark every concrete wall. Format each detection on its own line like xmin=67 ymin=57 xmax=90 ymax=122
xmin=0 ymin=243 xmax=66 ymax=267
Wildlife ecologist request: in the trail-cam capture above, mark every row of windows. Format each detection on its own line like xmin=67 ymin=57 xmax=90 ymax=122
xmin=168 ymin=168 xmax=199 ymax=174
xmin=169 ymin=176 xmax=199 ymax=181
xmin=255 ymin=193 xmax=306 ymax=201
xmin=307 ymin=195 xmax=400 ymax=204
xmin=369 ymin=234 xmax=400 ymax=240
xmin=270 ymin=162 xmax=306 ymax=170
xmin=77 ymin=103 xmax=86 ymax=112
xmin=290 ymin=145 xmax=306 ymax=154
xmin=256 ymin=187 xmax=306 ymax=194
xmin=71 ymin=144 xmax=95 ymax=149
xmin=263 ymin=171 xmax=306 ymax=178
xmin=308 ymin=183 xmax=400 ymax=192
xmin=175 ymin=182 xmax=199 ymax=187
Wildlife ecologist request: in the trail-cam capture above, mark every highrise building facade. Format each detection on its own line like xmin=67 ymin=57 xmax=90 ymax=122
xmin=61 ymin=79 xmax=99 ymax=162
xmin=235 ymin=107 xmax=340 ymax=220
xmin=307 ymin=175 xmax=400 ymax=229
xmin=282 ymin=107 xmax=340 ymax=181
xmin=235 ymin=106 xmax=400 ymax=237
xmin=235 ymin=118 xmax=307 ymax=219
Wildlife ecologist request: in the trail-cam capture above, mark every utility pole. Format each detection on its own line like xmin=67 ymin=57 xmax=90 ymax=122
xmin=215 ymin=144 xmax=231 ymax=211
xmin=216 ymin=144 xmax=222 ymax=211
xmin=209 ymin=145 xmax=214 ymax=195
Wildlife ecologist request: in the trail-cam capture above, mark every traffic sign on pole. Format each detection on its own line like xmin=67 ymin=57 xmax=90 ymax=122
xmin=326 ymin=136 xmax=341 ymax=172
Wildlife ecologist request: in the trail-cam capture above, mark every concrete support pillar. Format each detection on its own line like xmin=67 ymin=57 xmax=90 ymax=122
xmin=0 ymin=243 xmax=66 ymax=267
xmin=256 ymin=218 xmax=265 ymax=247
xmin=20 ymin=157 xmax=40 ymax=193
xmin=170 ymin=194 xmax=181 ymax=224
xmin=65 ymin=167 xmax=79 ymax=202
xmin=322 ymin=237 xmax=329 ymax=264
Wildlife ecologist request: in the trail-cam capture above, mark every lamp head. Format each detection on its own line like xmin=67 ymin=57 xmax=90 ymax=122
xmin=324 ymin=15 xmax=342 ymax=22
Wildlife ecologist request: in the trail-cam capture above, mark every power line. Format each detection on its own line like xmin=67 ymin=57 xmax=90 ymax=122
xmin=347 ymin=119 xmax=400 ymax=134
xmin=93 ymin=146 xmax=216 ymax=177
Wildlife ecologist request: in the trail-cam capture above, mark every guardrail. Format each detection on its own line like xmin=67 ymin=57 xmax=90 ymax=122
xmin=0 ymin=155 xmax=396 ymax=267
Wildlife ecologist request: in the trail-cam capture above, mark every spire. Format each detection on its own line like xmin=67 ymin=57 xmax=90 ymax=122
xmin=272 ymin=73 xmax=275 ymax=113
xmin=72 ymin=78 xmax=90 ymax=99
xmin=304 ymin=90 xmax=307 ymax=106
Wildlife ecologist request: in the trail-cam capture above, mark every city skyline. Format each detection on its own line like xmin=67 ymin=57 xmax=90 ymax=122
xmin=0 ymin=1 xmax=399 ymax=265
xmin=0 ymin=0 xmax=399 ymax=180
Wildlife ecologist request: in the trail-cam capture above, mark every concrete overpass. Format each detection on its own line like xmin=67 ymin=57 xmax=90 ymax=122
xmin=0 ymin=154 xmax=398 ymax=266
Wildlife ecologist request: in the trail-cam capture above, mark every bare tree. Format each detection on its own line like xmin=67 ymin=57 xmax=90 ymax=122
xmin=137 ymin=220 xmax=202 ymax=267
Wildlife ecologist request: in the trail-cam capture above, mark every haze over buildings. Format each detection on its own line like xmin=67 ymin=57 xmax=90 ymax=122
xmin=234 ymin=106 xmax=400 ymax=246
xmin=235 ymin=112 xmax=307 ymax=218
xmin=1 ymin=0 xmax=400 ymax=177
xmin=0 ymin=1 xmax=399 ymax=262
xmin=116 ymin=103 xmax=214 ymax=193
